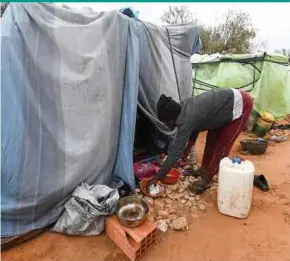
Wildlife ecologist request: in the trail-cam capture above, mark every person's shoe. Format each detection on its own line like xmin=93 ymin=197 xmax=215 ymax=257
xmin=254 ymin=174 xmax=269 ymax=192
xmin=188 ymin=178 xmax=211 ymax=194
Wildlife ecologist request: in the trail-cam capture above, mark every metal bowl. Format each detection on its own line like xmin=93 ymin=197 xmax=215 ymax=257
xmin=116 ymin=196 xmax=149 ymax=228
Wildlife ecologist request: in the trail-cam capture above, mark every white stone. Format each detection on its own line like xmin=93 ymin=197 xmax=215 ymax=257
xmin=183 ymin=181 xmax=190 ymax=188
xmin=156 ymin=220 xmax=168 ymax=233
xmin=195 ymin=195 xmax=201 ymax=201
xmin=185 ymin=202 xmax=192 ymax=207
xmin=198 ymin=202 xmax=207 ymax=212
xmin=170 ymin=216 xmax=189 ymax=231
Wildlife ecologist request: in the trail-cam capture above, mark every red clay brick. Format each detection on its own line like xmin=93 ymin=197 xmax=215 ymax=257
xmin=105 ymin=216 xmax=157 ymax=261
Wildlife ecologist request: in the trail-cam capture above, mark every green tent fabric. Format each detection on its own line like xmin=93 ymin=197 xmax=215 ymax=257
xmin=191 ymin=53 xmax=290 ymax=118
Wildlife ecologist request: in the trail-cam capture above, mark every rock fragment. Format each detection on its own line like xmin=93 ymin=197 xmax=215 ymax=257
xmin=185 ymin=202 xmax=192 ymax=207
xmin=170 ymin=216 xmax=189 ymax=231
xmin=181 ymin=199 xmax=187 ymax=205
xmin=183 ymin=181 xmax=190 ymax=189
xmin=156 ymin=220 xmax=168 ymax=233
xmin=197 ymin=202 xmax=207 ymax=212
xmin=188 ymin=196 xmax=196 ymax=201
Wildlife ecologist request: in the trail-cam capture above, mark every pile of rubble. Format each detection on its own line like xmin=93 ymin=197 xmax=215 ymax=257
xmin=135 ymin=175 xmax=208 ymax=233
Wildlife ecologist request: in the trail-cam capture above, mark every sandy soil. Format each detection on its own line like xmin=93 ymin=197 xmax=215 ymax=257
xmin=2 ymin=133 xmax=290 ymax=261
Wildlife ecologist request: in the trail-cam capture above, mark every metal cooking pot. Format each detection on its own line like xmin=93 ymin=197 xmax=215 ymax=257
xmin=116 ymin=196 xmax=149 ymax=228
xmin=240 ymin=138 xmax=268 ymax=155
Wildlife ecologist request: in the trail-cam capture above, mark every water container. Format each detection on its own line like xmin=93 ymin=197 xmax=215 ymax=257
xmin=217 ymin=157 xmax=255 ymax=219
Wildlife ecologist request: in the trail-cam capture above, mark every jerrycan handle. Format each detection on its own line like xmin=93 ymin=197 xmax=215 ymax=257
xmin=232 ymin=157 xmax=242 ymax=164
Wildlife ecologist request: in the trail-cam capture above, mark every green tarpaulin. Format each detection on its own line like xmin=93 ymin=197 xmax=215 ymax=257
xmin=191 ymin=53 xmax=290 ymax=118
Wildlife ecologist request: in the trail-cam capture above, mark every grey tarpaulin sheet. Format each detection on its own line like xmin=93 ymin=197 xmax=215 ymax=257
xmin=52 ymin=183 xmax=119 ymax=236
xmin=138 ymin=22 xmax=200 ymax=135
xmin=1 ymin=3 xmax=200 ymax=237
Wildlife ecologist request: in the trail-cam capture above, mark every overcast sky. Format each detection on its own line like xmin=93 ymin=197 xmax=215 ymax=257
xmin=66 ymin=2 xmax=290 ymax=52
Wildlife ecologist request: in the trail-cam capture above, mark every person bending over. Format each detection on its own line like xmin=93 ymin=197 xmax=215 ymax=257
xmin=153 ymin=88 xmax=253 ymax=194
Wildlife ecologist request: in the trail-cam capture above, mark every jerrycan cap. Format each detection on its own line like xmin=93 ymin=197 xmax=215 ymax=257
xmin=232 ymin=157 xmax=242 ymax=164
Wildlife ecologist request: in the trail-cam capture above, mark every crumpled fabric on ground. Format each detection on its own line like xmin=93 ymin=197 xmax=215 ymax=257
xmin=52 ymin=183 xmax=119 ymax=236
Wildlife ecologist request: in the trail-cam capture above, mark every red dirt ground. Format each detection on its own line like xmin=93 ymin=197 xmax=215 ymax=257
xmin=2 ymin=132 xmax=290 ymax=261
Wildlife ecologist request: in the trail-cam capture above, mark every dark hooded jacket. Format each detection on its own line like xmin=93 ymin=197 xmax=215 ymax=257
xmin=158 ymin=88 xmax=236 ymax=178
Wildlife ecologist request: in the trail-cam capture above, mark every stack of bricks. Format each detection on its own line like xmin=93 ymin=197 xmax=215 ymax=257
xmin=105 ymin=216 xmax=157 ymax=261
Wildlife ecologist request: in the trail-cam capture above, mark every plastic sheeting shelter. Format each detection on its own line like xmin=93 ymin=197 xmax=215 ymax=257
xmin=1 ymin=3 xmax=200 ymax=237
xmin=191 ymin=53 xmax=290 ymax=118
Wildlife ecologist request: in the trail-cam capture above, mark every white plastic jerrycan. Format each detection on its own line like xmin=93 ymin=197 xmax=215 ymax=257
xmin=217 ymin=157 xmax=255 ymax=218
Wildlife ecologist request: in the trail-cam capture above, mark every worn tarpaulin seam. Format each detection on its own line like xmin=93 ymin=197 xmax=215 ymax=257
xmin=192 ymin=65 xmax=198 ymax=96
xmin=194 ymin=78 xmax=257 ymax=92
xmin=166 ymin=28 xmax=181 ymax=102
